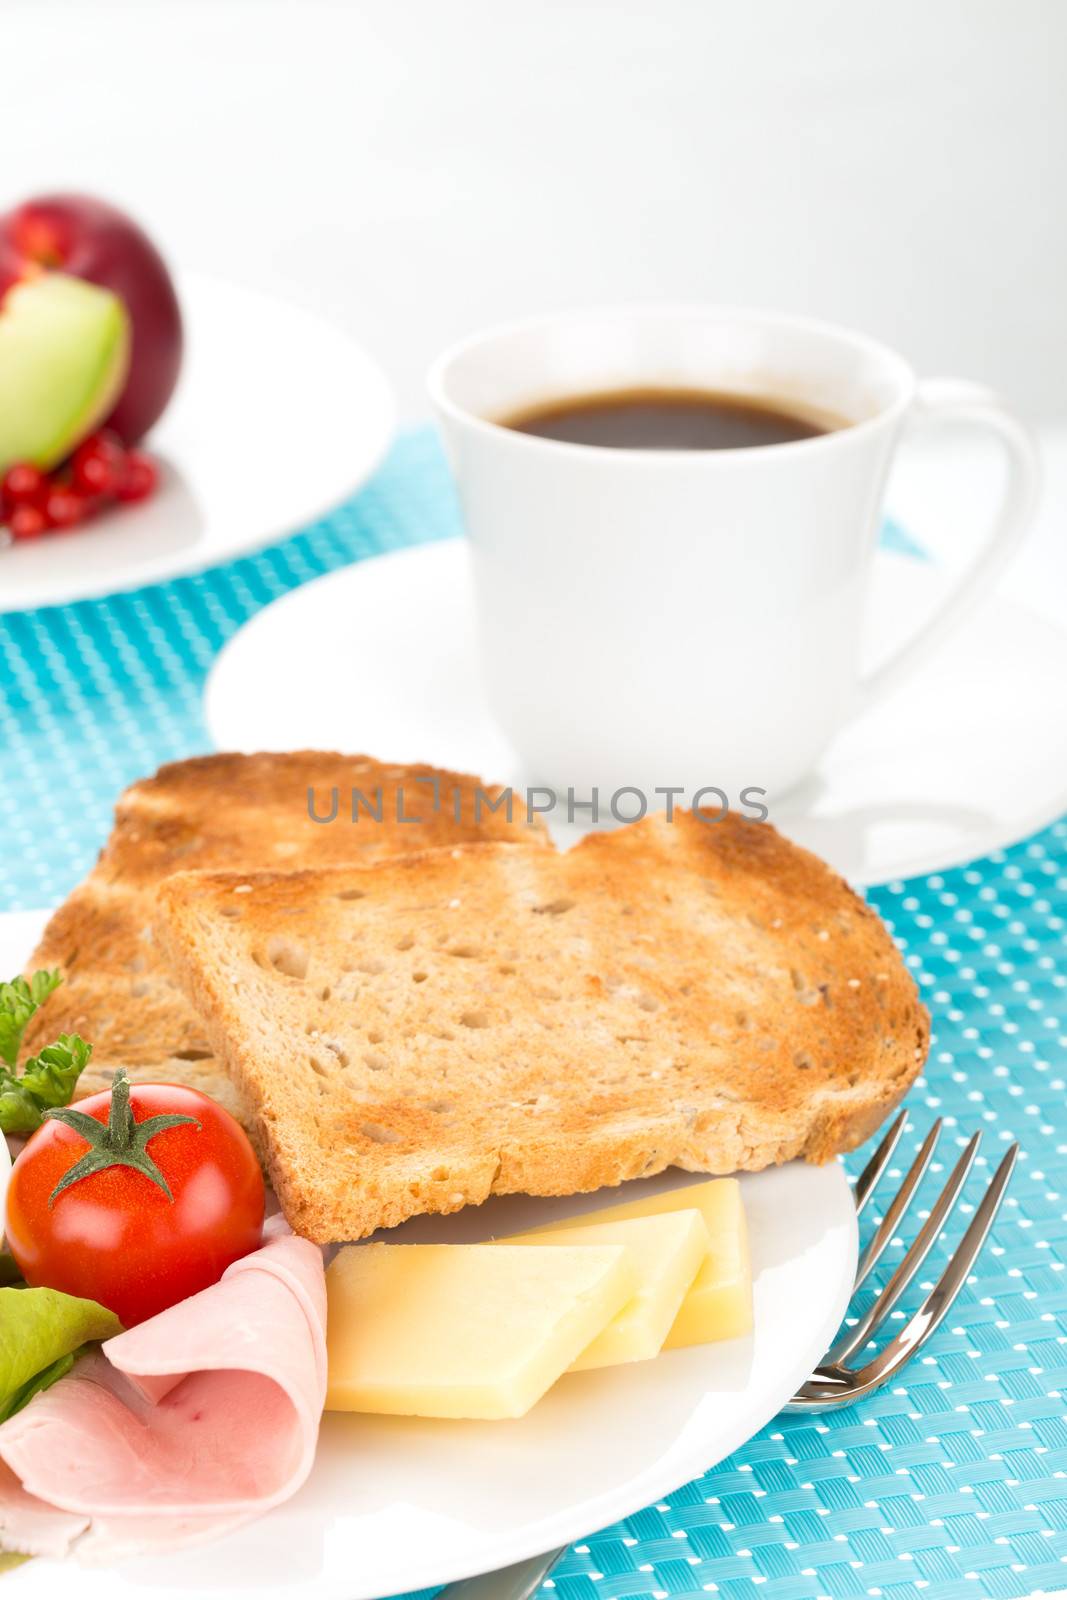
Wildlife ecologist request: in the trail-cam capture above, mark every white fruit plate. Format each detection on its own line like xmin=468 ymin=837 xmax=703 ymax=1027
xmin=0 ymin=909 xmax=858 ymax=1600
xmin=0 ymin=273 xmax=394 ymax=613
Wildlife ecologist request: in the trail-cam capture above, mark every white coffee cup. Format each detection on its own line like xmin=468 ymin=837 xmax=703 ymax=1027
xmin=429 ymin=307 xmax=1038 ymax=802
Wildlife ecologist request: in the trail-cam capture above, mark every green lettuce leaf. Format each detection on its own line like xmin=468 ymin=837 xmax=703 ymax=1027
xmin=0 ymin=1286 xmax=121 ymax=1424
xmin=0 ymin=970 xmax=91 ymax=1134
xmin=2 ymin=1351 xmax=76 ymax=1422
xmin=19 ymin=1034 xmax=93 ymax=1109
xmin=0 ymin=1032 xmax=92 ymax=1135
xmin=0 ymin=972 xmax=62 ymax=1070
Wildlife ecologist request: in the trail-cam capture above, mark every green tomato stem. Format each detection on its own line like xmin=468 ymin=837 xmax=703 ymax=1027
xmin=43 ymin=1069 xmax=199 ymax=1207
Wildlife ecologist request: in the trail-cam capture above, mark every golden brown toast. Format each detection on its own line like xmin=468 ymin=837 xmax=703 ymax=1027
xmin=156 ymin=810 xmax=929 ymax=1242
xmin=23 ymin=751 xmax=545 ymax=1119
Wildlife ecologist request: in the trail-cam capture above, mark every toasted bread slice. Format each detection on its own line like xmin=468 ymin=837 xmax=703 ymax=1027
xmin=23 ymin=751 xmax=545 ymax=1119
xmin=156 ymin=810 xmax=929 ymax=1242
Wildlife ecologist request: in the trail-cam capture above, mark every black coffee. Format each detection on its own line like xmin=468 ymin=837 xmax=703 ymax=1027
xmin=501 ymin=387 xmax=837 ymax=450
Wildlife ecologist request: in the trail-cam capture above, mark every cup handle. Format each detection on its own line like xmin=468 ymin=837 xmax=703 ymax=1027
xmin=860 ymin=377 xmax=1041 ymax=706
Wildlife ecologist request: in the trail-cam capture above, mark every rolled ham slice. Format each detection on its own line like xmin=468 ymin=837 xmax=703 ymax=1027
xmin=0 ymin=1464 xmax=88 ymax=1560
xmin=0 ymin=1231 xmax=326 ymax=1561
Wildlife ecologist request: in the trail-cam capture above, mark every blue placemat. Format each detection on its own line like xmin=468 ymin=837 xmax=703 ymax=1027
xmin=0 ymin=428 xmax=1064 ymax=1600
xmin=0 ymin=427 xmax=463 ymax=910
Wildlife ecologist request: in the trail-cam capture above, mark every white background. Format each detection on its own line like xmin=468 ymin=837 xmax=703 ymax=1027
xmin=2 ymin=0 xmax=1065 ymax=612
xmin=4 ymin=0 xmax=1065 ymax=422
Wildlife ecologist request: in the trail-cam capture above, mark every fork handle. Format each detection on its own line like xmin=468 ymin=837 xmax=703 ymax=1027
xmin=437 ymin=1547 xmax=567 ymax=1600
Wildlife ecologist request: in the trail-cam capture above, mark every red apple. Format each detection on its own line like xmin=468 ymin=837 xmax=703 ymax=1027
xmin=0 ymin=275 xmax=130 ymax=475
xmin=0 ymin=238 xmax=36 ymax=301
xmin=0 ymin=194 xmax=183 ymax=444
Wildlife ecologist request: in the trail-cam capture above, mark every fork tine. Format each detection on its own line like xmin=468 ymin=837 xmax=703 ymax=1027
xmin=852 ymin=1119 xmax=942 ymax=1293
xmin=829 ymin=1127 xmax=977 ymax=1363
xmin=849 ymin=1142 xmax=1018 ymax=1392
xmin=853 ymin=1109 xmax=908 ymax=1216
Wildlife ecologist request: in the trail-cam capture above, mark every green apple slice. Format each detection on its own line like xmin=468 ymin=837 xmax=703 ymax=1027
xmin=0 ymin=272 xmax=130 ymax=474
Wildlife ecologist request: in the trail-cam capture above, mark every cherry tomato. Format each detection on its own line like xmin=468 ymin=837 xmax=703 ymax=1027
xmin=115 ymin=449 xmax=159 ymax=503
xmin=7 ymin=504 xmax=48 ymax=541
xmin=5 ymin=1073 xmax=264 ymax=1326
xmin=42 ymin=486 xmax=88 ymax=531
xmin=1 ymin=462 xmax=47 ymax=513
xmin=71 ymin=430 xmax=126 ymax=497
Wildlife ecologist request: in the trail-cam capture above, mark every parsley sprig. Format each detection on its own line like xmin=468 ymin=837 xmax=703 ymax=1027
xmin=0 ymin=971 xmax=92 ymax=1135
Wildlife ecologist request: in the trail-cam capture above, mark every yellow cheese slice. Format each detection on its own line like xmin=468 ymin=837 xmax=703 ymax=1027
xmin=508 ymin=1209 xmax=708 ymax=1370
xmin=325 ymin=1241 xmax=636 ymax=1419
xmin=519 ymin=1178 xmax=753 ymax=1349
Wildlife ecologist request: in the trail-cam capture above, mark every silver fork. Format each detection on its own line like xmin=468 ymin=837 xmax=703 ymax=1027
xmin=786 ymin=1112 xmax=1017 ymax=1409
xmin=439 ymin=1115 xmax=1019 ymax=1600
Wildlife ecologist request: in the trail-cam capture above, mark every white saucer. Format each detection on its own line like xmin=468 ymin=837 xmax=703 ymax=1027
xmin=0 ymin=907 xmax=856 ymax=1600
xmin=206 ymin=539 xmax=1067 ymax=886
xmin=0 ymin=273 xmax=394 ymax=613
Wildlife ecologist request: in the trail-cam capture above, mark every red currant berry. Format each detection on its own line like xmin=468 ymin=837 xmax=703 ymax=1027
xmin=2 ymin=462 xmax=47 ymax=511
xmin=43 ymin=487 xmax=87 ymax=531
xmin=8 ymin=503 xmax=48 ymax=541
xmin=72 ymin=430 xmax=126 ymax=497
xmin=116 ymin=450 xmax=159 ymax=503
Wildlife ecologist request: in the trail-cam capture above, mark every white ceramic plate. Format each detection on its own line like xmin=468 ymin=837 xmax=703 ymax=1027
xmin=0 ymin=908 xmax=857 ymax=1600
xmin=0 ymin=274 xmax=394 ymax=613
xmin=205 ymin=539 xmax=1067 ymax=887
